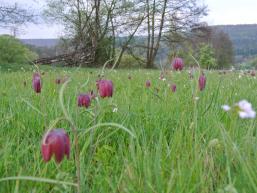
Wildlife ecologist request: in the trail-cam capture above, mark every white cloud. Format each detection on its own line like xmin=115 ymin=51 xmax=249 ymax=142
xmin=204 ymin=0 xmax=257 ymax=25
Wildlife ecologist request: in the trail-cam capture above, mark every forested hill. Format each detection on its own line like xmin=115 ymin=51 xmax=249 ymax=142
xmin=214 ymin=24 xmax=257 ymax=61
xmin=21 ymin=39 xmax=60 ymax=48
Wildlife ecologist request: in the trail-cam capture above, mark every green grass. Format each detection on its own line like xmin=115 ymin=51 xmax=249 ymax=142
xmin=0 ymin=67 xmax=256 ymax=193
xmin=0 ymin=63 xmax=66 ymax=72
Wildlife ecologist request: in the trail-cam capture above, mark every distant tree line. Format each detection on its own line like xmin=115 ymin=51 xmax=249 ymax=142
xmin=215 ymin=24 xmax=257 ymax=64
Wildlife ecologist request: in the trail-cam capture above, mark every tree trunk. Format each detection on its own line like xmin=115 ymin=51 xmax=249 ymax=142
xmin=146 ymin=0 xmax=168 ymax=68
xmin=146 ymin=0 xmax=151 ymax=68
xmin=153 ymin=0 xmax=167 ymax=65
xmin=113 ymin=15 xmax=145 ymax=68
xmin=148 ymin=0 xmax=156 ymax=68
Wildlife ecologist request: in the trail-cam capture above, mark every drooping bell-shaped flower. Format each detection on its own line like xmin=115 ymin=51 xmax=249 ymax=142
xmin=172 ymin=57 xmax=184 ymax=71
xmin=77 ymin=94 xmax=91 ymax=108
xmin=250 ymin=71 xmax=256 ymax=77
xmin=171 ymin=84 xmax=177 ymax=93
xmin=97 ymin=79 xmax=113 ymax=98
xmin=145 ymin=80 xmax=151 ymax=88
xmin=41 ymin=129 xmax=70 ymax=163
xmin=32 ymin=73 xmax=42 ymax=93
xmin=198 ymin=73 xmax=206 ymax=91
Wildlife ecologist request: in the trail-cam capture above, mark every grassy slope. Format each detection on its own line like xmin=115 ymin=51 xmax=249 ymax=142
xmin=0 ymin=67 xmax=256 ymax=193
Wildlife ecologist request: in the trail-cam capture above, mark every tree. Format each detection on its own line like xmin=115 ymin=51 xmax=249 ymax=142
xmin=0 ymin=2 xmax=35 ymax=38
xmin=211 ymin=29 xmax=234 ymax=68
xmin=44 ymin=0 xmax=145 ymax=67
xmin=143 ymin=0 xmax=207 ymax=68
xmin=173 ymin=23 xmax=234 ymax=69
xmin=43 ymin=0 xmax=207 ymax=68
xmin=0 ymin=3 xmax=35 ymax=27
xmin=199 ymin=43 xmax=216 ymax=69
xmin=0 ymin=35 xmax=38 ymax=64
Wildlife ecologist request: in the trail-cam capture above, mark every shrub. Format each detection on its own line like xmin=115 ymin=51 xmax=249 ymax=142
xmin=0 ymin=35 xmax=38 ymax=64
xmin=119 ymin=53 xmax=143 ymax=68
xmin=199 ymin=44 xmax=217 ymax=69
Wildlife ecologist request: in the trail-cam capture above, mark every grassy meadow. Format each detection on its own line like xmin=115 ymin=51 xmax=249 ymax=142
xmin=0 ymin=66 xmax=256 ymax=193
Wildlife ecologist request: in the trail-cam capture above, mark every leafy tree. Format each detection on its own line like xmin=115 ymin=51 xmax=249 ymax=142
xmin=215 ymin=24 xmax=257 ymax=61
xmin=0 ymin=35 xmax=38 ymax=64
xmin=211 ymin=29 xmax=234 ymax=68
xmin=199 ymin=44 xmax=216 ymax=69
xmin=173 ymin=24 xmax=234 ymax=69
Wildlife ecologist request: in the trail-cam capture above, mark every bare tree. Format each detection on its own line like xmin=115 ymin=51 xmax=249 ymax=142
xmin=44 ymin=0 xmax=146 ymax=67
xmin=142 ymin=0 xmax=207 ymax=68
xmin=42 ymin=0 xmax=207 ymax=68
xmin=0 ymin=3 xmax=35 ymax=27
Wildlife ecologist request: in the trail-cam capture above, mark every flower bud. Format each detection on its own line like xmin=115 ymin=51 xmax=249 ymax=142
xmin=32 ymin=73 xmax=42 ymax=93
xmin=171 ymin=84 xmax=177 ymax=92
xmin=198 ymin=73 xmax=206 ymax=91
xmin=55 ymin=78 xmax=61 ymax=84
xmin=145 ymin=80 xmax=151 ymax=88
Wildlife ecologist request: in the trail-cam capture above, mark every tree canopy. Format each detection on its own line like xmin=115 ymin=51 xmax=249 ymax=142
xmin=0 ymin=35 xmax=38 ymax=64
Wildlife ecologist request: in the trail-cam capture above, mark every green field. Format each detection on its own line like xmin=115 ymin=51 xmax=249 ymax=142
xmin=0 ymin=67 xmax=256 ymax=193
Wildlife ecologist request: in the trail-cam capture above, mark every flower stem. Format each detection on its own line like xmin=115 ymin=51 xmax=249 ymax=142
xmin=73 ymin=127 xmax=81 ymax=193
xmin=59 ymin=80 xmax=81 ymax=193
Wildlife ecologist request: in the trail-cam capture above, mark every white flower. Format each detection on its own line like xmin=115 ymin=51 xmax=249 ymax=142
xmin=224 ymin=184 xmax=238 ymax=193
xmin=112 ymin=108 xmax=118 ymax=113
xmin=237 ymin=100 xmax=256 ymax=119
xmin=222 ymin=105 xmax=231 ymax=111
xmin=194 ymin=97 xmax=200 ymax=101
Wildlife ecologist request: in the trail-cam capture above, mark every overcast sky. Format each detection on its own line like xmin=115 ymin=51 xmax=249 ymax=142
xmin=1 ymin=0 xmax=257 ymax=38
